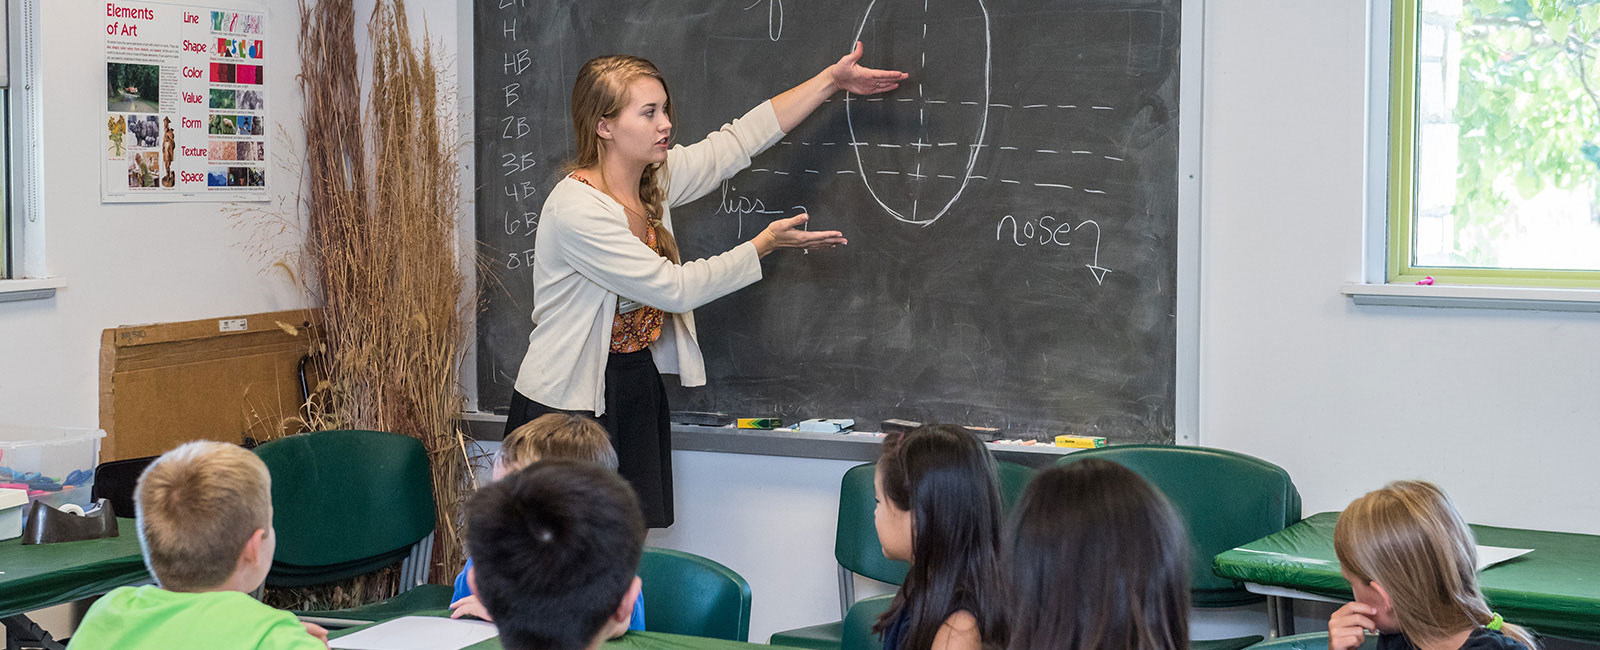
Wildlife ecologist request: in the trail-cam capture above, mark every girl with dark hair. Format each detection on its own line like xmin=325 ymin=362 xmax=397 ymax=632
xmin=509 ymin=46 xmax=906 ymax=528
xmin=1002 ymin=459 xmax=1191 ymax=650
xmin=872 ymin=425 xmax=1006 ymax=650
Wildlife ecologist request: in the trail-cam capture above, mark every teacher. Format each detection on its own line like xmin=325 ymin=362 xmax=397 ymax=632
xmin=508 ymin=44 xmax=907 ymax=527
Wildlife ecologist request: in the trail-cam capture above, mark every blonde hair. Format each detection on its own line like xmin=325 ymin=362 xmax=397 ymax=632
xmin=135 ymin=441 xmax=273 ymax=591
xmin=1334 ymin=481 xmax=1537 ymax=649
xmin=500 ymin=413 xmax=617 ymax=473
xmin=569 ymin=55 xmax=680 ymax=264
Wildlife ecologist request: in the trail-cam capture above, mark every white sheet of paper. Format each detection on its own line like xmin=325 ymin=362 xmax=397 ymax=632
xmin=328 ymin=616 xmax=498 ymax=650
xmin=1477 ymin=545 xmax=1532 ymax=572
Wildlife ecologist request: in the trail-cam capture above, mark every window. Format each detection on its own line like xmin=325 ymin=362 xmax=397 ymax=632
xmin=1388 ymin=0 xmax=1600 ymax=287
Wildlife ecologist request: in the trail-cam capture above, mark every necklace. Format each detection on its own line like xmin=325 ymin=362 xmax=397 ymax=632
xmin=582 ymin=171 xmax=650 ymax=223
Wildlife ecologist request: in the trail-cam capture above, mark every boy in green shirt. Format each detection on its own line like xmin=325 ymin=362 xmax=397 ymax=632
xmin=67 ymin=441 xmax=328 ymax=650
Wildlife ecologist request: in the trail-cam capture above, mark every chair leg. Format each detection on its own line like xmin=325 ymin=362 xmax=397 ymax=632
xmin=837 ymin=564 xmax=855 ymax=620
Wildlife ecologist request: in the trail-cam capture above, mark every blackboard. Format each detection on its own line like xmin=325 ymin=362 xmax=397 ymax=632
xmin=474 ymin=0 xmax=1180 ymax=443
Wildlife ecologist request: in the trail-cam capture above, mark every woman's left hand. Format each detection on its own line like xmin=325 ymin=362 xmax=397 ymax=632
xmin=828 ymin=41 xmax=907 ymax=95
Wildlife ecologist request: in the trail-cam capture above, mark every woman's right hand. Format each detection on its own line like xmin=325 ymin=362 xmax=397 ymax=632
xmin=753 ymin=213 xmax=847 ymax=257
xmin=1328 ymin=602 xmax=1377 ymax=650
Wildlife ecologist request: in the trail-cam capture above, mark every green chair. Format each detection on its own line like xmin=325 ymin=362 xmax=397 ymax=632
xmin=996 ymin=460 xmax=1037 ymax=511
xmin=254 ymin=430 xmax=451 ymax=628
xmin=771 ymin=461 xmax=1031 ymax=650
xmin=1057 ymin=445 xmax=1301 ymax=650
xmin=1244 ymin=633 xmax=1376 ymax=650
xmin=769 ymin=463 xmax=908 ymax=649
xmin=637 ymin=547 xmax=752 ymax=642
xmin=840 ymin=594 xmax=896 ymax=650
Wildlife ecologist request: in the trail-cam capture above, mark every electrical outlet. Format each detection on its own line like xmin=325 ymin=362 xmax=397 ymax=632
xmin=219 ymin=318 xmax=248 ymax=332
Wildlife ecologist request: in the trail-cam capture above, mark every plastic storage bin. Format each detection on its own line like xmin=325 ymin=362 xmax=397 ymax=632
xmin=0 ymin=426 xmax=105 ymax=526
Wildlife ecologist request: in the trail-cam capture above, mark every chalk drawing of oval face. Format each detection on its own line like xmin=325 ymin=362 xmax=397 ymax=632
xmin=847 ymin=0 xmax=990 ymax=227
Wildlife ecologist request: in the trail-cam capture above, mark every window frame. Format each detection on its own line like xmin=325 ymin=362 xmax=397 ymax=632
xmin=1385 ymin=0 xmax=1600 ymax=288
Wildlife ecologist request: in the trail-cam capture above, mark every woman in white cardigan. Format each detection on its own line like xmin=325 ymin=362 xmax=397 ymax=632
xmin=509 ymin=45 xmax=906 ymax=527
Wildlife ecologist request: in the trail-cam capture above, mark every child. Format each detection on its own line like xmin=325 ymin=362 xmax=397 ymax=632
xmin=66 ymin=441 xmax=328 ymax=649
xmin=872 ymin=424 xmax=1006 ymax=650
xmin=1329 ymin=481 xmax=1537 ymax=650
xmin=1001 ymin=459 xmax=1190 ymax=650
xmin=448 ymin=413 xmax=642 ymax=633
xmin=466 ymin=460 xmax=645 ymax=650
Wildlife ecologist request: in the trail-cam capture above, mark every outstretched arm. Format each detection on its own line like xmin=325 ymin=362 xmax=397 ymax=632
xmin=770 ymin=41 xmax=907 ymax=132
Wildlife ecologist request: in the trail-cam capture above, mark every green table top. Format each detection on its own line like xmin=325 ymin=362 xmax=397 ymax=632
xmin=0 ymin=518 xmax=150 ymax=618
xmin=328 ymin=610 xmax=768 ymax=650
xmin=1213 ymin=512 xmax=1600 ymax=643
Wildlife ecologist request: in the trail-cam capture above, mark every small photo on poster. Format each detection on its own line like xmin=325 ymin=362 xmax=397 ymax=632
xmin=212 ymin=61 xmax=235 ymax=84
xmin=238 ymin=115 xmax=263 ymax=136
xmin=212 ymin=11 xmax=264 ymax=35
xmin=107 ymin=63 xmax=160 ymax=112
xmin=107 ymin=115 xmax=128 ymax=158
xmin=208 ymin=114 xmax=237 ymax=135
xmin=235 ymin=140 xmax=255 ymax=161
xmin=128 ymin=151 xmax=161 ymax=188
xmin=207 ymin=167 xmax=229 ymax=187
xmin=209 ymin=140 xmax=235 ymax=161
xmin=226 ymin=166 xmax=265 ymax=187
xmin=210 ymin=89 xmax=236 ymax=109
xmin=239 ymin=89 xmax=264 ymax=111
xmin=127 ymin=115 xmax=161 ymax=148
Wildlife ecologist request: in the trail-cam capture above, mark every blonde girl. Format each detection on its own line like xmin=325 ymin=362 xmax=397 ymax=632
xmin=1330 ymin=481 xmax=1537 ymax=650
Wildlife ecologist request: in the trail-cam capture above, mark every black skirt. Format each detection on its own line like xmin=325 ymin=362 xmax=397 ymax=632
xmin=504 ymin=349 xmax=674 ymax=528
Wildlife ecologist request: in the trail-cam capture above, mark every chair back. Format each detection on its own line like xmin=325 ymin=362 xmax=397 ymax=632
xmin=90 ymin=455 xmax=157 ymax=520
xmin=637 ymin=547 xmax=753 ymax=642
xmin=254 ymin=430 xmax=435 ymax=586
xmin=1245 ymin=633 xmax=1376 ymax=650
xmin=996 ymin=461 xmax=1036 ymax=512
xmin=836 ymin=464 xmax=910 ymax=585
xmin=1056 ymin=445 xmax=1300 ymax=606
xmin=840 ymin=594 xmax=896 ymax=650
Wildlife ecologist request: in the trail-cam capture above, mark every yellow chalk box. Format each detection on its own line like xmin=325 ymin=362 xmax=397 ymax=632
xmin=1054 ymin=435 xmax=1106 ymax=449
xmin=736 ymin=418 xmax=782 ymax=429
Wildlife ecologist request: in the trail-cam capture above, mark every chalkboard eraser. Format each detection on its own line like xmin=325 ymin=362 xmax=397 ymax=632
xmin=671 ymin=411 xmax=734 ymax=426
xmin=880 ymin=419 xmax=922 ymax=434
xmin=794 ymin=418 xmax=855 ymax=433
xmin=1054 ymin=434 xmax=1107 ymax=449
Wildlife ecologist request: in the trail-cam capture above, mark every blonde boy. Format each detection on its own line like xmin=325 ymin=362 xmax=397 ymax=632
xmin=67 ymin=442 xmax=327 ymax=650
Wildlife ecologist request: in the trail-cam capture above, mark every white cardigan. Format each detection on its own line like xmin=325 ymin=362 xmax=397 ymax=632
xmin=513 ymin=101 xmax=786 ymax=415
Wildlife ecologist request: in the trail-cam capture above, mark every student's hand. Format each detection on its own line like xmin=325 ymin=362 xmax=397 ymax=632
xmin=302 ymin=621 xmax=330 ymax=648
xmin=828 ymin=42 xmax=907 ymax=95
xmin=1328 ymin=602 xmax=1378 ymax=650
xmin=753 ymin=213 xmax=847 ymax=256
xmin=450 ymin=594 xmax=494 ymax=622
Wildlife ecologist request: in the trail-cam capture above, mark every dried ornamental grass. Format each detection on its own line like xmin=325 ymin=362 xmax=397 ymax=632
xmin=265 ymin=0 xmax=472 ymax=610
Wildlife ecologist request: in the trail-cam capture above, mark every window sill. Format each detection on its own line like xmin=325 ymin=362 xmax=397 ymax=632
xmin=1342 ymin=282 xmax=1600 ymax=312
xmin=0 ymin=277 xmax=66 ymax=303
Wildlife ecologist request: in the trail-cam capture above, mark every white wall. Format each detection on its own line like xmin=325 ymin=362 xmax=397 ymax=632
xmin=1197 ymin=0 xmax=1600 ymax=534
xmin=0 ymin=0 xmax=306 ymax=427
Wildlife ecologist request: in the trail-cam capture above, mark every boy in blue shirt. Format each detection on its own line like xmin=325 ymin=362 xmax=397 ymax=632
xmin=449 ymin=413 xmax=644 ymax=632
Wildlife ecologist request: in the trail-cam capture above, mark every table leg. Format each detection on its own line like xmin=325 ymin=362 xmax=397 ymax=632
xmin=1266 ymin=596 xmax=1297 ymax=638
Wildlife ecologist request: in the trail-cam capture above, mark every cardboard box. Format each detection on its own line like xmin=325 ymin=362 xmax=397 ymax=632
xmin=99 ymin=310 xmax=319 ymax=460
